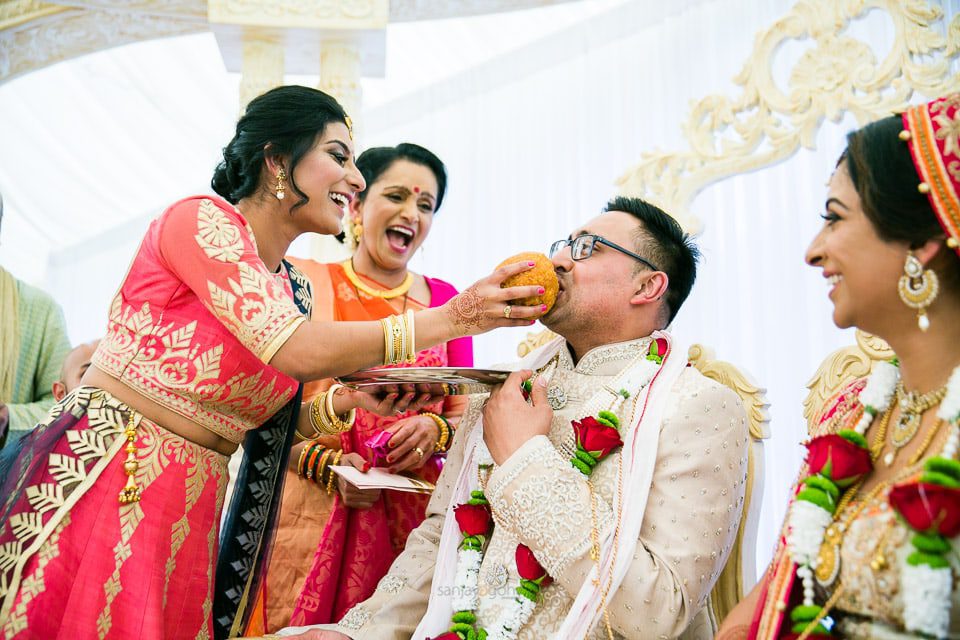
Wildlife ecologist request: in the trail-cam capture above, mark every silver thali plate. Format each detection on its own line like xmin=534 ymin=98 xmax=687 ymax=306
xmin=339 ymin=366 xmax=514 ymax=395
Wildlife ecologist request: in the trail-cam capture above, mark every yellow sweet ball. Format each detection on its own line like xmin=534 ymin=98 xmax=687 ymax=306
xmin=496 ymin=252 xmax=559 ymax=317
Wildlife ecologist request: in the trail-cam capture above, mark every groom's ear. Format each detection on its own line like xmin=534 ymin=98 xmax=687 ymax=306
xmin=629 ymin=271 xmax=668 ymax=306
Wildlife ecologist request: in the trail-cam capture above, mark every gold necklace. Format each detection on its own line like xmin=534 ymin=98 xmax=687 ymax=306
xmin=341 ymin=259 xmax=414 ymax=299
xmin=888 ymin=380 xmax=948 ymax=461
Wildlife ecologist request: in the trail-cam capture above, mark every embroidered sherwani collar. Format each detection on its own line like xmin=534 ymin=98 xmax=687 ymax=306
xmin=557 ymin=336 xmax=653 ymax=376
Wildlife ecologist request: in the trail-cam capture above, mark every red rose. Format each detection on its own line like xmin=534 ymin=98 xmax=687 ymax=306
xmin=805 ymin=434 xmax=872 ymax=485
xmin=889 ymin=482 xmax=960 ymax=537
xmin=454 ymin=503 xmax=492 ymax=537
xmin=515 ymin=543 xmax=552 ymax=587
xmin=653 ymin=337 xmax=668 ymax=357
xmin=573 ymin=416 xmax=624 ymax=460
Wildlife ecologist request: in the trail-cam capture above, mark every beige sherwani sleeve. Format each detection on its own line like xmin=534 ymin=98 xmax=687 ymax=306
xmin=314 ymin=397 xmax=485 ymax=640
xmin=484 ymin=370 xmax=748 ymax=639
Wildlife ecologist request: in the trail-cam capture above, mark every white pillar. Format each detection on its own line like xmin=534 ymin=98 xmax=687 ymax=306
xmin=312 ymin=38 xmax=363 ymax=262
xmin=238 ymin=27 xmax=284 ymax=111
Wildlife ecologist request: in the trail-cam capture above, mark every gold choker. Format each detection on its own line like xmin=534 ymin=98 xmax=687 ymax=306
xmin=891 ymin=380 xmax=948 ymax=449
xmin=342 ymin=259 xmax=414 ymax=299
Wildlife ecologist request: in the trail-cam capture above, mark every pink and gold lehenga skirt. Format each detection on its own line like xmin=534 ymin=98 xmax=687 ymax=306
xmin=0 ymin=386 xmax=229 ymax=639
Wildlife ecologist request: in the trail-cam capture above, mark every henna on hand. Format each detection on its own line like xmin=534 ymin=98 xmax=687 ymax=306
xmin=446 ymin=286 xmax=485 ymax=330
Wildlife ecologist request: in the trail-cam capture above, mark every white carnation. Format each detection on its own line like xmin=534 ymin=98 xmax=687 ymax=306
xmin=902 ymin=562 xmax=951 ymax=638
xmin=451 ymin=548 xmax=482 ymax=611
xmin=859 ymin=360 xmax=898 ymax=412
xmin=620 ymin=359 xmax=659 ymax=392
xmin=786 ymin=499 xmax=834 ymax=565
xmin=937 ymin=365 xmax=960 ymax=423
xmin=487 ymin=593 xmax=539 ymax=640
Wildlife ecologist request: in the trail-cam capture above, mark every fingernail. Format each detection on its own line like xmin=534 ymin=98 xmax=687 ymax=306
xmin=540 ymin=304 xmax=547 ymax=312
xmin=537 ymin=375 xmax=549 ymax=387
xmin=363 ymin=463 xmax=371 ymax=472
xmin=528 ymin=261 xmax=535 ymax=266
xmin=386 ymin=456 xmax=393 ymax=463
xmin=537 ymin=287 xmax=545 ymax=294
xmin=528 ymin=320 xmax=536 ymax=325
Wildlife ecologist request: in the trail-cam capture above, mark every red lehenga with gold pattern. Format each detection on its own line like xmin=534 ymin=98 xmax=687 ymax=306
xmin=0 ymin=196 xmax=311 ymax=639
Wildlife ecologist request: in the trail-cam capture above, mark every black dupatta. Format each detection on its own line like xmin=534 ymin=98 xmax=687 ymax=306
xmin=214 ymin=259 xmax=313 ymax=638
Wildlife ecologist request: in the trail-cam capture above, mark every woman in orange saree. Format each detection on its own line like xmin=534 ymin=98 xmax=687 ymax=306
xmin=246 ymin=144 xmax=473 ymax=632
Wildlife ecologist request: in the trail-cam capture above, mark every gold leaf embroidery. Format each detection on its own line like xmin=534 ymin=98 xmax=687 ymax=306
xmin=94 ymin=199 xmax=301 ymax=442
xmin=288 ymin=264 xmax=314 ymax=319
xmin=25 ymin=484 xmax=64 ymax=514
xmin=9 ymin=513 xmax=41 ymax=540
xmin=0 ymin=541 xmax=24 ymax=573
xmin=66 ymin=429 xmax=108 ymax=462
xmin=164 ymin=322 xmax=197 ymax=351
xmin=195 ymin=199 xmax=244 ymax=263
xmin=48 ymin=453 xmax=86 ymax=488
xmin=195 ymin=345 xmax=223 ymax=380
xmin=1 ymin=513 xmax=68 ymax=637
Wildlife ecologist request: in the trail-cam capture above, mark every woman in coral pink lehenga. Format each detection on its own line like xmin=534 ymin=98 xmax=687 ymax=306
xmin=0 ymin=89 xmax=541 ymax=640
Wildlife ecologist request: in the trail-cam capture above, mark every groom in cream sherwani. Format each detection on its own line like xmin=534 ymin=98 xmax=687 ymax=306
xmin=279 ymin=197 xmax=749 ymax=640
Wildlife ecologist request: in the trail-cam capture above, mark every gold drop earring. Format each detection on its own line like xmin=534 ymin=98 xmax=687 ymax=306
xmin=275 ymin=168 xmax=287 ymax=201
xmin=898 ymin=252 xmax=939 ymax=331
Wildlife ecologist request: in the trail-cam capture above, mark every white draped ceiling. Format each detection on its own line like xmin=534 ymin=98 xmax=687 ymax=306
xmin=2 ymin=0 xmax=958 ymax=578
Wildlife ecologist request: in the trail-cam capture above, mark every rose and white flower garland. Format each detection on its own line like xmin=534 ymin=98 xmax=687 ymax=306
xmin=430 ymin=341 xmax=665 ymax=640
xmin=888 ymin=364 xmax=960 ymax=639
xmin=785 ymin=358 xmax=960 ymax=638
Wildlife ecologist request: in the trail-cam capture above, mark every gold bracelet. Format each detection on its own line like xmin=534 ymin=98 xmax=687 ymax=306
xmin=326 ymin=450 xmax=343 ymax=495
xmin=404 ymin=309 xmax=417 ymax=364
xmin=421 ymin=412 xmax=449 ymax=452
xmin=313 ymin=448 xmax=333 ymax=484
xmin=391 ymin=319 xmax=403 ymax=365
xmin=381 ymin=317 xmax=394 ymax=365
xmin=297 ymin=441 xmax=312 ymax=477
xmin=324 ymin=384 xmax=356 ymax=433
xmin=308 ymin=392 xmax=328 ymax=436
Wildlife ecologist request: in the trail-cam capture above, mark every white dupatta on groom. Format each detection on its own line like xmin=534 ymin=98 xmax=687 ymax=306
xmin=414 ymin=330 xmax=688 ymax=640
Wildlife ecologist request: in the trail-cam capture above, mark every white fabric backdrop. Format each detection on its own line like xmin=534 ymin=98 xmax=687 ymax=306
xmin=1 ymin=0 xmax=958 ymax=579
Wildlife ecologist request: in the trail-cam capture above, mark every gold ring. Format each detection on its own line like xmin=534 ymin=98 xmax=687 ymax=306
xmin=503 ymin=305 xmax=512 ymax=319
xmin=414 ymin=446 xmax=424 ymax=459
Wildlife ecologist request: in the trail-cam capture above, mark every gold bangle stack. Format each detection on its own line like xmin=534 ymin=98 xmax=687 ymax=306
xmin=296 ymin=440 xmax=343 ymax=491
xmin=380 ymin=312 xmax=418 ymax=365
xmin=308 ymin=385 xmax=356 ymax=435
xmin=422 ymin=411 xmax=452 ymax=453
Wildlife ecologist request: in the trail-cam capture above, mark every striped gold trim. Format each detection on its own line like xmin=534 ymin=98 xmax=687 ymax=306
xmin=258 ymin=315 xmax=305 ymax=364
xmin=905 ymin=105 xmax=960 ymax=249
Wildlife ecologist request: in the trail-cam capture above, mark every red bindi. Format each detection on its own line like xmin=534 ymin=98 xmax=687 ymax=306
xmin=413 ymin=186 xmax=420 ymax=194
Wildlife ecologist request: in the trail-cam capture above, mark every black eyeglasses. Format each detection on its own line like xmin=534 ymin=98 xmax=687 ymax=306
xmin=549 ymin=235 xmax=660 ymax=272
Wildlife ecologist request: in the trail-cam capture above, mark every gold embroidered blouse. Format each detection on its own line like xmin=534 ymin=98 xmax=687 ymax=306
xmin=93 ymin=196 xmax=307 ymax=443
